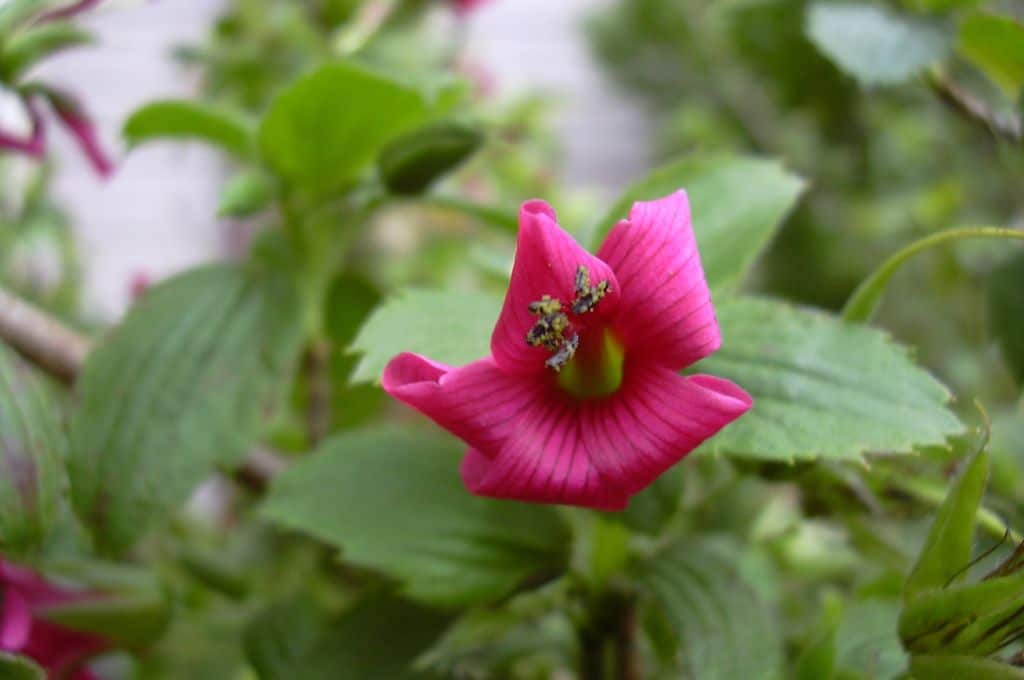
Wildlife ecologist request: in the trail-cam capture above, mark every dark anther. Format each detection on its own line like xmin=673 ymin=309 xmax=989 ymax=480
xmin=571 ymin=265 xmax=611 ymax=315
xmin=527 ymin=295 xmax=570 ymax=351
xmin=545 ymin=333 xmax=579 ymax=372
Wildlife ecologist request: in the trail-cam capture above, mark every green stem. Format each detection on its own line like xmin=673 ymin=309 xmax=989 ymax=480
xmin=874 ymin=469 xmax=1021 ymax=544
xmin=332 ymin=0 xmax=399 ymax=55
xmin=842 ymin=227 xmax=1024 ymax=323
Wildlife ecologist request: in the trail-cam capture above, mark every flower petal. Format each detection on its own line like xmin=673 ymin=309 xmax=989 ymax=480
xmin=583 ymin=363 xmax=752 ymax=496
xmin=492 ymin=200 xmax=620 ymax=376
xmin=382 ymin=353 xmax=540 ymax=457
xmin=0 ymin=587 xmax=31 ymax=650
xmin=0 ymin=99 xmax=46 ymax=158
xmin=460 ymin=392 xmax=630 ymax=511
xmin=20 ymin=617 xmax=107 ymax=679
xmin=597 ymin=190 xmax=720 ymax=370
xmin=47 ymin=91 xmax=114 ymax=179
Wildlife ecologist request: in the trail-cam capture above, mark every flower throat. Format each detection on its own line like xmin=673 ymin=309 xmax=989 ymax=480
xmin=525 ymin=265 xmax=623 ymax=398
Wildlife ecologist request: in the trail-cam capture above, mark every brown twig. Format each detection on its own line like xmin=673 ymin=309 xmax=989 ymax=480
xmin=0 ymin=284 xmax=285 ymax=490
xmin=303 ymin=339 xmax=332 ymax=446
xmin=929 ymin=71 xmax=1023 ymax=144
xmin=0 ymin=286 xmax=90 ymax=384
xmin=578 ymin=590 xmax=641 ymax=680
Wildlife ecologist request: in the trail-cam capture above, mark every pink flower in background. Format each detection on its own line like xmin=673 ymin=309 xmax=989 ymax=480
xmin=0 ymin=0 xmax=113 ymax=178
xmin=452 ymin=0 xmax=489 ymax=16
xmin=0 ymin=88 xmax=113 ymax=178
xmin=45 ymin=89 xmax=114 ymax=178
xmin=39 ymin=0 xmax=104 ymax=22
xmin=0 ymin=560 xmax=109 ymax=679
xmin=383 ymin=191 xmax=752 ymax=510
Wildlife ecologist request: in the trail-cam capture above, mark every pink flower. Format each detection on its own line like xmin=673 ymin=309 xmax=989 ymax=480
xmin=45 ymin=90 xmax=114 ymax=178
xmin=383 ymin=191 xmax=752 ymax=510
xmin=0 ymin=560 xmax=108 ymax=679
xmin=452 ymin=0 xmax=488 ymax=16
xmin=39 ymin=0 xmax=103 ymax=22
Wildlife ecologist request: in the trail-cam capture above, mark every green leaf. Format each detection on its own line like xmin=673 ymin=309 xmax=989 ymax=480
xmin=588 ymin=154 xmax=805 ymax=293
xmin=0 ymin=653 xmax=44 ymax=680
xmin=43 ymin=591 xmax=171 ymax=647
xmin=258 ymin=61 xmax=429 ymax=195
xmin=69 ymin=264 xmax=304 ymax=554
xmin=123 ymin=100 xmax=254 ymax=160
xmin=0 ymin=342 xmax=65 ymax=556
xmin=904 ymin=445 xmax=990 ymax=601
xmin=0 ymin=22 xmax=91 ymax=80
xmin=295 ymin=595 xmax=448 ymax=680
xmin=989 ymin=252 xmax=1024 ymax=387
xmin=900 ymin=570 xmax=1024 ymax=654
xmin=696 ymin=297 xmax=963 ymax=461
xmin=244 ymin=596 xmax=326 ymax=680
xmin=349 ymin=288 xmax=501 ymax=384
xmin=0 ymin=0 xmax=64 ymax=37
xmin=958 ymin=13 xmax=1024 ymax=99
xmin=218 ymin=170 xmax=274 ymax=218
xmin=378 ymin=121 xmax=484 ymax=195
xmin=637 ymin=538 xmax=782 ymax=679
xmin=843 ymin=227 xmax=1024 ymax=323
xmin=794 ymin=627 xmax=836 ymax=680
xmin=911 ymin=655 xmax=1024 ymax=679
xmin=415 ymin=580 xmax=572 ymax=673
xmin=262 ymin=427 xmax=570 ymax=608
xmin=834 ymin=599 xmax=906 ymax=679
xmin=905 ymin=0 xmax=983 ymax=11
xmin=805 ymin=3 xmax=950 ymax=86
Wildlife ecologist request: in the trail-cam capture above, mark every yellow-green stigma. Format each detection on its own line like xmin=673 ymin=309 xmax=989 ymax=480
xmin=557 ymin=328 xmax=625 ymax=399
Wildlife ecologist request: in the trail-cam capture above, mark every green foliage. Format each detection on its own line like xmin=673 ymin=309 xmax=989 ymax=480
xmin=904 ymin=444 xmax=989 ymax=600
xmin=244 ymin=596 xmax=326 ymax=680
xmin=988 ymin=252 xmax=1024 ymax=386
xmin=589 ymin=154 xmax=806 ymax=293
xmin=911 ymin=656 xmax=1024 ymax=680
xmin=638 ymin=538 xmax=782 ymax=679
xmin=843 ymin=227 xmax=1024 ymax=324
xmin=378 ymin=120 xmax=485 ymax=195
xmin=258 ymin=61 xmax=429 ymax=195
xmin=69 ymin=265 xmax=304 ymax=554
xmin=262 ymin=427 xmax=571 ymax=608
xmin=834 ymin=598 xmax=906 ymax=679
xmin=349 ymin=288 xmax=501 ymax=384
xmin=218 ymin=170 xmax=274 ymax=217
xmin=0 ymin=0 xmax=63 ymax=37
xmin=0 ymin=22 xmax=91 ymax=80
xmin=958 ymin=13 xmax=1024 ymax=99
xmin=42 ymin=586 xmax=171 ymax=647
xmin=0 ymin=654 xmax=44 ymax=680
xmin=123 ymin=100 xmax=255 ymax=160
xmin=805 ymin=3 xmax=950 ymax=86
xmin=293 ymin=595 xmax=448 ymax=679
xmin=0 ymin=342 xmax=65 ymax=556
xmin=696 ymin=297 xmax=963 ymax=461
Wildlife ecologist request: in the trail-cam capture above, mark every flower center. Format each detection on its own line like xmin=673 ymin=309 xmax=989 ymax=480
xmin=525 ymin=265 xmax=621 ymax=398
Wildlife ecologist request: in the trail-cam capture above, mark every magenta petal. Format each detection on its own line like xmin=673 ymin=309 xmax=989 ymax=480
xmin=598 ymin=191 xmax=720 ymax=370
xmin=460 ymin=393 xmax=630 ymax=511
xmin=19 ymin=617 xmax=107 ymax=679
xmin=382 ymin=353 xmax=541 ymax=457
xmin=584 ymin=364 xmax=752 ymax=496
xmin=1 ymin=587 xmax=32 ymax=651
xmin=39 ymin=0 xmax=103 ymax=21
xmin=492 ymin=200 xmax=620 ymax=376
xmin=52 ymin=104 xmax=113 ymax=178
xmin=0 ymin=101 xmax=46 ymax=158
